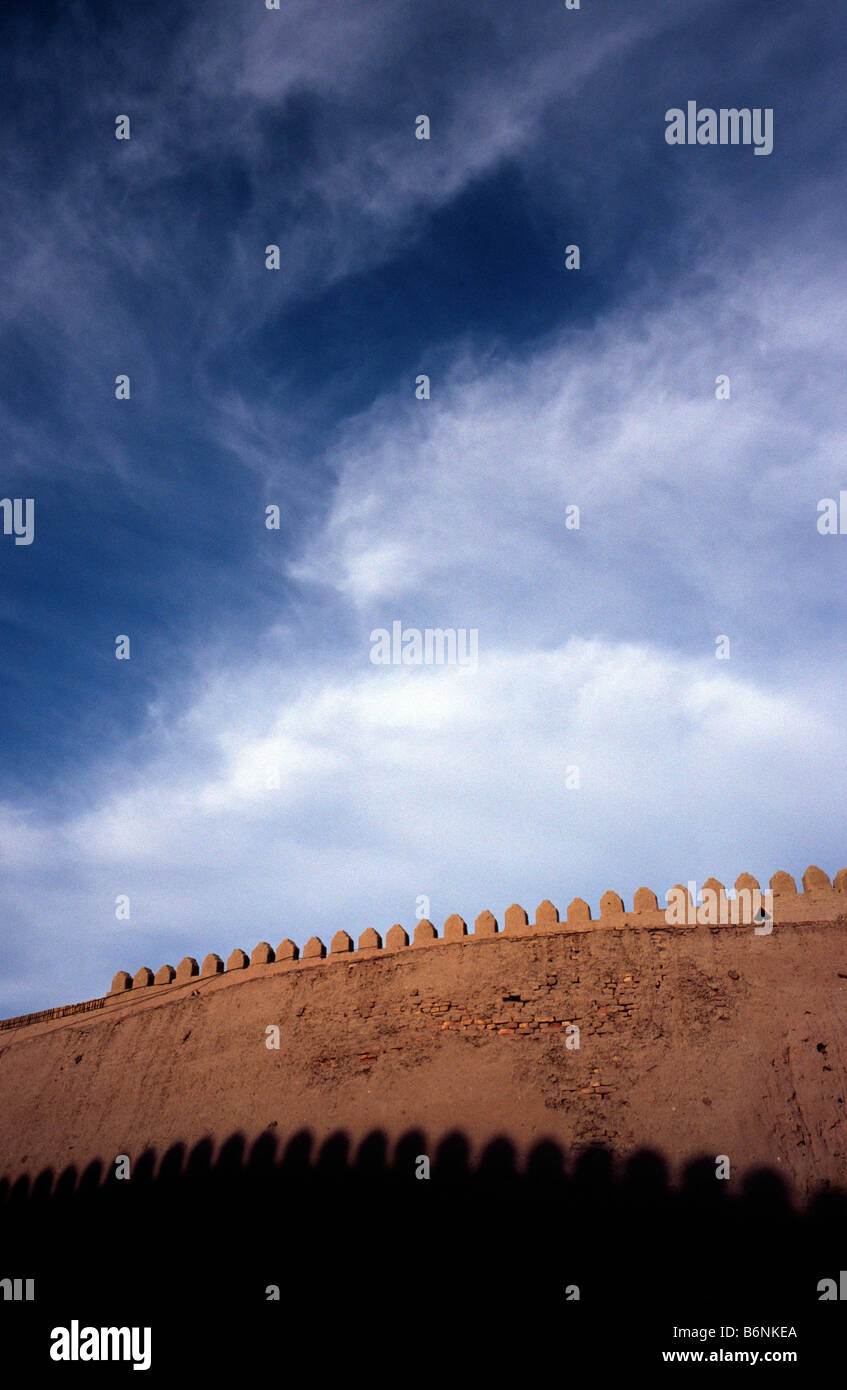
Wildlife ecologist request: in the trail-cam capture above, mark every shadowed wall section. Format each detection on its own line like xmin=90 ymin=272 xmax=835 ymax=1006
xmin=2 ymin=1127 xmax=846 ymax=1377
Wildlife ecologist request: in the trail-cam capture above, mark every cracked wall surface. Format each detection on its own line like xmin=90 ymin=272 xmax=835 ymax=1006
xmin=0 ymin=898 xmax=844 ymax=1199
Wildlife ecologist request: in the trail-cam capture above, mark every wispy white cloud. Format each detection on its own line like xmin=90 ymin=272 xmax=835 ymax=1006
xmin=1 ymin=627 xmax=844 ymax=1015
xmin=289 ymin=239 xmax=847 ymax=667
xmin=4 ymin=230 xmax=847 ymax=1013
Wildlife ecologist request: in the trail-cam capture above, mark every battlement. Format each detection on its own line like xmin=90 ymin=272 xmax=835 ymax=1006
xmin=1 ymin=862 xmax=843 ymax=1036
xmin=101 ymin=861 xmax=845 ymax=1003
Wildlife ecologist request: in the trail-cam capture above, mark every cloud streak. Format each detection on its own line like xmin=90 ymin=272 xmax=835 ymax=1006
xmin=1 ymin=0 xmax=846 ymax=1013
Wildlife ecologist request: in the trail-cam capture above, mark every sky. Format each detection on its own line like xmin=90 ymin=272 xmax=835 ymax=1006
xmin=1 ymin=0 xmax=846 ymax=1016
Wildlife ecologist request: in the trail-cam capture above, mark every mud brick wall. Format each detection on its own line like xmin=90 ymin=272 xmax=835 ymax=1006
xmin=0 ymin=863 xmax=845 ymax=1200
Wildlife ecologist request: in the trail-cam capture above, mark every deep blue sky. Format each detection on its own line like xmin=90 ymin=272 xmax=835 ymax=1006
xmin=2 ymin=0 xmax=847 ymax=1015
